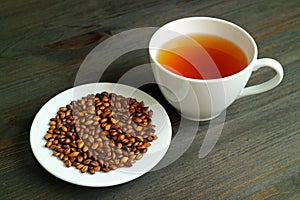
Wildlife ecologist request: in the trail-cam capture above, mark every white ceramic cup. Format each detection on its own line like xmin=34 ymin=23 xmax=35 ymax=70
xmin=149 ymin=17 xmax=284 ymax=121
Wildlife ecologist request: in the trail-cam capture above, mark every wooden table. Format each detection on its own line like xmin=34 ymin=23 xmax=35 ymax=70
xmin=1 ymin=0 xmax=299 ymax=199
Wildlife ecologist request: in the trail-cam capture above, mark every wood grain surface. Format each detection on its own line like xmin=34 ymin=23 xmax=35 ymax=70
xmin=1 ymin=0 xmax=299 ymax=199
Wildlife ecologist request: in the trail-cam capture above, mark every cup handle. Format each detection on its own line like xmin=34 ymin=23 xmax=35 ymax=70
xmin=238 ymin=58 xmax=284 ymax=98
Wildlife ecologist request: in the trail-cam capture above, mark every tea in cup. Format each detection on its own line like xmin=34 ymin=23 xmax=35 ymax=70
xmin=149 ymin=17 xmax=284 ymax=121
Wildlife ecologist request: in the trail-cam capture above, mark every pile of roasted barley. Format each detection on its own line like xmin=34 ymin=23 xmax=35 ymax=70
xmin=44 ymin=91 xmax=158 ymax=174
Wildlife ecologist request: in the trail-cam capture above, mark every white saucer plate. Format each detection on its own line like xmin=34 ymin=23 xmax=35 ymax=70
xmin=30 ymin=82 xmax=172 ymax=187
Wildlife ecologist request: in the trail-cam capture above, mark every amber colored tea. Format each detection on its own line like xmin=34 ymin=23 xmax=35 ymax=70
xmin=156 ymin=34 xmax=248 ymax=79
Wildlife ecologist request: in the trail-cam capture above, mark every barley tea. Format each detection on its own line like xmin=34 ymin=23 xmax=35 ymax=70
xmin=156 ymin=34 xmax=248 ymax=79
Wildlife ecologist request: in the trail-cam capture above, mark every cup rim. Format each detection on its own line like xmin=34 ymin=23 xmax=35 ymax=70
xmin=149 ymin=16 xmax=258 ymax=82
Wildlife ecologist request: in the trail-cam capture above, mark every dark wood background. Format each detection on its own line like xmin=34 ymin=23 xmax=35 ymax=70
xmin=1 ymin=0 xmax=299 ymax=199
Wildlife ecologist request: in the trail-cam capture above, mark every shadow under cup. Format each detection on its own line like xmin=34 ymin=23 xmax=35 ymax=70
xmin=148 ymin=17 xmax=259 ymax=121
